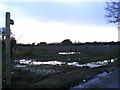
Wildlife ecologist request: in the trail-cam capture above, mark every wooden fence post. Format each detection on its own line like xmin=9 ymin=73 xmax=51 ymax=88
xmin=5 ymin=12 xmax=11 ymax=87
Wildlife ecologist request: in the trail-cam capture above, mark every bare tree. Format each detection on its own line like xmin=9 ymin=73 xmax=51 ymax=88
xmin=105 ymin=0 xmax=120 ymax=26
xmin=0 ymin=27 xmax=14 ymax=42
xmin=0 ymin=27 xmax=5 ymax=42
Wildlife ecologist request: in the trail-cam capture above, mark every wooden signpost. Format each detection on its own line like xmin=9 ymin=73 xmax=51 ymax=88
xmin=5 ymin=12 xmax=14 ymax=87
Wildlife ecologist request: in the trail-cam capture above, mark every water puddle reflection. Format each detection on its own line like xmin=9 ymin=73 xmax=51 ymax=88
xmin=14 ymin=58 xmax=117 ymax=68
xmin=67 ymin=58 xmax=117 ymax=68
xmin=14 ymin=60 xmax=66 ymax=67
xmin=58 ymin=52 xmax=80 ymax=55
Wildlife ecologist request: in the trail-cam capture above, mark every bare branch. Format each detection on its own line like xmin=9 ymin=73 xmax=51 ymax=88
xmin=105 ymin=0 xmax=120 ymax=26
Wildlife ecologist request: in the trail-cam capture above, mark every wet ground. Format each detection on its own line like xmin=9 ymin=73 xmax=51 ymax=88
xmin=71 ymin=67 xmax=120 ymax=89
xmin=2 ymin=57 xmax=119 ymax=88
xmin=14 ymin=58 xmax=117 ymax=68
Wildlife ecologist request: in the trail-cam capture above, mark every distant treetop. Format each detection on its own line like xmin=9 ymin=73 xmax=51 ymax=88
xmin=61 ymin=39 xmax=73 ymax=45
xmin=37 ymin=42 xmax=47 ymax=46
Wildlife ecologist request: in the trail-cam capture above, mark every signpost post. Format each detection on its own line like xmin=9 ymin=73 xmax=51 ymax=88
xmin=5 ymin=12 xmax=14 ymax=87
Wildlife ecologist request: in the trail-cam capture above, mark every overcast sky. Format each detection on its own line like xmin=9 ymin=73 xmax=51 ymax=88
xmin=0 ymin=1 xmax=118 ymax=44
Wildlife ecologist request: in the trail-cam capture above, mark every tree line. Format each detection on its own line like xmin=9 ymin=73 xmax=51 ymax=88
xmin=16 ymin=39 xmax=120 ymax=46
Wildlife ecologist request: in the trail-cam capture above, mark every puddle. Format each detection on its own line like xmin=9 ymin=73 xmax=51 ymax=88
xmin=58 ymin=52 xmax=80 ymax=55
xmin=32 ymin=61 xmax=66 ymax=65
xmin=111 ymin=59 xmax=114 ymax=62
xmin=18 ymin=59 xmax=66 ymax=66
xmin=67 ymin=58 xmax=117 ymax=68
xmin=14 ymin=58 xmax=118 ymax=68
xmin=67 ymin=62 xmax=103 ymax=68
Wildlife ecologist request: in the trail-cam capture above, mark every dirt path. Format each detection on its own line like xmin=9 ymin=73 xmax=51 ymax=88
xmin=71 ymin=67 xmax=120 ymax=89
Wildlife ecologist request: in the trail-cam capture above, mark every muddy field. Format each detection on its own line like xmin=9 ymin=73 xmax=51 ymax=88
xmin=2 ymin=56 xmax=119 ymax=89
xmin=2 ymin=44 xmax=119 ymax=89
